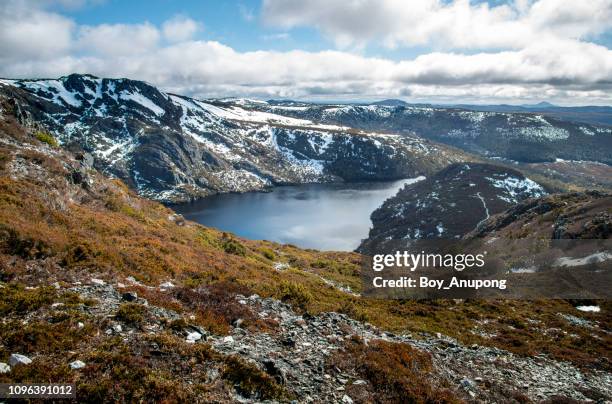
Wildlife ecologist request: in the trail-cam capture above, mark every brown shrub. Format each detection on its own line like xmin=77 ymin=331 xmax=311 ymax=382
xmin=222 ymin=356 xmax=288 ymax=400
xmin=172 ymin=282 xmax=262 ymax=335
xmin=330 ymin=337 xmax=462 ymax=404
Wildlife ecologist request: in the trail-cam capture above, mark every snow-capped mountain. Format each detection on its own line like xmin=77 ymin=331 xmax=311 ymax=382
xmin=0 ymin=74 xmax=467 ymax=202
xmin=357 ymin=163 xmax=547 ymax=254
xmin=253 ymin=102 xmax=612 ymax=164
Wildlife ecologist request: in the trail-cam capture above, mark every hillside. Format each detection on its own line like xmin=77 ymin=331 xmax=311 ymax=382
xmin=468 ymin=191 xmax=612 ymax=240
xmin=358 ymin=163 xmax=547 ymax=255
xmin=0 ymin=75 xmax=468 ymax=203
xmin=0 ymin=97 xmax=610 ymax=402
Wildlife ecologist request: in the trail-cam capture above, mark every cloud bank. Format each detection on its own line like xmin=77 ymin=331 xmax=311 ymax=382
xmin=0 ymin=0 xmax=611 ymax=104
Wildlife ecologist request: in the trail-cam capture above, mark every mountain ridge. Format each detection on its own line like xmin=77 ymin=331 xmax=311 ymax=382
xmin=0 ymin=74 xmax=469 ymax=203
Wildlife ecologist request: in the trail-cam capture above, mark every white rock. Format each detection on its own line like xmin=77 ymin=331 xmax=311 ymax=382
xmin=576 ymin=305 xmax=600 ymax=312
xmin=186 ymin=332 xmax=202 ymax=343
xmin=117 ymin=283 xmax=126 ymax=288
xmin=342 ymin=395 xmax=353 ymax=404
xmin=90 ymin=278 xmax=105 ymax=286
xmin=223 ymin=336 xmax=234 ymax=344
xmin=353 ymin=379 xmax=367 ymax=385
xmin=9 ymin=354 xmax=32 ymax=366
xmin=51 ymin=302 xmax=64 ymax=308
xmin=77 ymin=322 xmax=84 ymax=329
xmin=112 ymin=324 xmax=123 ymax=333
xmin=159 ymin=281 xmax=175 ymax=289
xmin=126 ymin=276 xmax=140 ymax=285
xmin=0 ymin=362 xmax=10 ymax=373
xmin=69 ymin=360 xmax=86 ymax=370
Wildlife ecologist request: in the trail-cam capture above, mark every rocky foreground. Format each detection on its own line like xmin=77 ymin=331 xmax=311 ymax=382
xmin=4 ymin=278 xmax=608 ymax=403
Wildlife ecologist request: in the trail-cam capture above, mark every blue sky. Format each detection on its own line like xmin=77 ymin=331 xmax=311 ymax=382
xmin=1 ymin=0 xmax=611 ymax=105
xmin=59 ymin=0 xmax=432 ymax=59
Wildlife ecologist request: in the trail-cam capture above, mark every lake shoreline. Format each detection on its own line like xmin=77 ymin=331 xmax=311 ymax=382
xmin=171 ymin=178 xmax=424 ymax=251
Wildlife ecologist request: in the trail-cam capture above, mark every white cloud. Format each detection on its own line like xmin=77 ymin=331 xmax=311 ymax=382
xmin=262 ymin=0 xmax=612 ymax=50
xmin=77 ymin=22 xmax=160 ymax=56
xmin=162 ymin=15 xmax=201 ymax=43
xmin=0 ymin=0 xmax=610 ymax=105
xmin=0 ymin=1 xmax=74 ymax=62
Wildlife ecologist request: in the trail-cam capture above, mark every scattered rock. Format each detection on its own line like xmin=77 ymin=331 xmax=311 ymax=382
xmin=168 ymin=214 xmax=185 ymax=226
xmin=126 ymin=276 xmax=141 ymax=286
xmin=9 ymin=354 xmax=32 ymax=366
xmin=0 ymin=363 xmax=10 ymax=374
xmin=342 ymin=394 xmax=354 ymax=403
xmin=186 ymin=332 xmax=202 ymax=343
xmin=70 ymin=360 xmax=86 ymax=370
xmin=121 ymin=292 xmax=138 ymax=302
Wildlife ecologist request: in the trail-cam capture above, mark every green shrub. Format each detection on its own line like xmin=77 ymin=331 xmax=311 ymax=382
xmin=222 ymin=238 xmax=246 ymax=256
xmin=276 ymin=281 xmax=312 ymax=311
xmin=35 ymin=132 xmax=58 ymax=147
xmin=0 ymin=284 xmax=55 ymax=315
xmin=115 ymin=303 xmax=146 ymax=325
xmin=260 ymin=248 xmax=276 ymax=260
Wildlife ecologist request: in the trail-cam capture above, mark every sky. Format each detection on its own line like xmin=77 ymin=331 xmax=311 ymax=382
xmin=1 ymin=0 xmax=611 ymax=105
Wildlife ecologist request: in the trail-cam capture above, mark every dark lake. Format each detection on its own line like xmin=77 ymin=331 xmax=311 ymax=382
xmin=172 ymin=178 xmax=423 ymax=251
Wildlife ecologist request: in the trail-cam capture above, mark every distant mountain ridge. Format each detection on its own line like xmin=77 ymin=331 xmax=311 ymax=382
xmin=257 ymin=101 xmax=612 ymax=164
xmin=452 ymin=103 xmax=612 ymax=126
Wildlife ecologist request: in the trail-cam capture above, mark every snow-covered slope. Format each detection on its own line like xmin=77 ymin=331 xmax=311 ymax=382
xmin=0 ymin=74 xmax=466 ymax=202
xmin=254 ymin=102 xmax=612 ymax=164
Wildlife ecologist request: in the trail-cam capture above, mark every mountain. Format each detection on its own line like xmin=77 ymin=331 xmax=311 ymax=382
xmin=520 ymin=101 xmax=557 ymax=108
xmin=0 ymin=104 xmax=610 ymax=401
xmin=254 ymin=102 xmax=612 ymax=163
xmin=453 ymin=103 xmax=612 ymax=126
xmin=372 ymin=99 xmax=408 ymax=107
xmin=357 ymin=163 xmax=547 ymax=254
xmin=0 ymin=74 xmax=468 ymax=203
